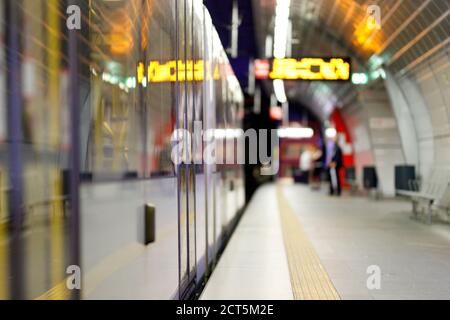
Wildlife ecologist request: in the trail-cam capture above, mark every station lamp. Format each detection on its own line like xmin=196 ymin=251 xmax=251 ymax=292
xmin=351 ymin=73 xmax=369 ymax=85
xmin=278 ymin=127 xmax=314 ymax=139
xmin=325 ymin=127 xmax=337 ymax=139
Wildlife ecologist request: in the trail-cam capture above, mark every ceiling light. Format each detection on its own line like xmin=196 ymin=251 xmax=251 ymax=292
xmin=278 ymin=127 xmax=314 ymax=139
xmin=351 ymin=73 xmax=368 ymax=85
xmin=325 ymin=128 xmax=337 ymax=139
xmin=273 ymin=0 xmax=291 ymax=59
xmin=273 ymin=79 xmax=287 ymax=103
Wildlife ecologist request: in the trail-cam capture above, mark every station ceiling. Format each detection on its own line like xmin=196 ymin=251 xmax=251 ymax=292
xmin=252 ymin=0 xmax=450 ymax=120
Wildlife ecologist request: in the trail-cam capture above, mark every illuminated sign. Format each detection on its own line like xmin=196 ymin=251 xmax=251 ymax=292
xmin=351 ymin=73 xmax=368 ymax=85
xmin=269 ymin=106 xmax=283 ymax=121
xmin=254 ymin=59 xmax=270 ymax=79
xmin=137 ymin=60 xmax=220 ymax=84
xmin=270 ymin=58 xmax=350 ymax=81
xmin=254 ymin=58 xmax=351 ymax=81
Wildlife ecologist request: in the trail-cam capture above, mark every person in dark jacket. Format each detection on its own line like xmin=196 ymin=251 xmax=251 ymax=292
xmin=329 ymin=137 xmax=344 ymax=196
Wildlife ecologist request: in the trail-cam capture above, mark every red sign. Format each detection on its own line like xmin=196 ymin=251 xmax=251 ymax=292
xmin=254 ymin=59 xmax=270 ymax=79
xmin=269 ymin=106 xmax=283 ymax=121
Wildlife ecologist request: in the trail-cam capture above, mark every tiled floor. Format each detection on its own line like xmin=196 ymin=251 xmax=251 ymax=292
xmin=201 ymin=182 xmax=450 ymax=300
xmin=283 ymin=183 xmax=450 ymax=300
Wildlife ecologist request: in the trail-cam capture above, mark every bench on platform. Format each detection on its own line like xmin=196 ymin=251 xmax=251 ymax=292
xmin=397 ymin=169 xmax=450 ymax=224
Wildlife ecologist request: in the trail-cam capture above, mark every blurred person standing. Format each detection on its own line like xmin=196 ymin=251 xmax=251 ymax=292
xmin=299 ymin=146 xmax=313 ymax=184
xmin=310 ymin=148 xmax=323 ymax=189
xmin=328 ymin=136 xmax=344 ymax=196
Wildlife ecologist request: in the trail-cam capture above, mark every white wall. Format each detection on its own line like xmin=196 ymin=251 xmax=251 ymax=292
xmin=385 ymin=71 xmax=420 ymax=168
xmin=402 ymin=53 xmax=450 ymax=172
xmin=396 ymin=77 xmax=435 ymax=178
xmin=341 ymin=100 xmax=375 ymax=190
xmin=342 ymin=82 xmax=406 ymax=196
xmin=342 ymin=48 xmax=450 ymax=194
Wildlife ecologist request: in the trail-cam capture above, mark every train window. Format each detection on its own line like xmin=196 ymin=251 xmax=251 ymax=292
xmin=81 ymin=0 xmax=178 ymax=180
xmin=0 ymin=0 xmax=75 ymax=299
xmin=82 ymin=0 xmax=145 ymax=180
xmin=192 ymin=2 xmax=204 ymax=167
xmin=143 ymin=1 xmax=177 ymax=178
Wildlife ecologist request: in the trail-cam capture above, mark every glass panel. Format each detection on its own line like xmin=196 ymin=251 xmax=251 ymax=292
xmin=186 ymin=0 xmax=196 ymax=283
xmin=202 ymin=8 xmax=216 ymax=265
xmin=80 ymin=0 xmax=180 ymax=299
xmin=145 ymin=1 xmax=177 ymax=178
xmin=177 ymin=0 xmax=189 ymax=295
xmin=193 ymin=0 xmax=205 ymax=276
xmin=85 ymin=0 xmax=144 ymax=181
xmin=0 ymin=0 xmax=75 ymax=299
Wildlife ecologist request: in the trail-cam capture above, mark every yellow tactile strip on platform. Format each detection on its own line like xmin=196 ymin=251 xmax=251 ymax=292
xmin=276 ymin=185 xmax=340 ymax=300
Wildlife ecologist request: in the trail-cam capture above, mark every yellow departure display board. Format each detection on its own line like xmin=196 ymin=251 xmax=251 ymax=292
xmin=137 ymin=60 xmax=220 ymax=84
xmin=255 ymin=58 xmax=351 ymax=81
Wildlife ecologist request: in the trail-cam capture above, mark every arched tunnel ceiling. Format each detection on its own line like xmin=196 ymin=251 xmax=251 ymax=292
xmin=252 ymin=0 xmax=450 ymax=120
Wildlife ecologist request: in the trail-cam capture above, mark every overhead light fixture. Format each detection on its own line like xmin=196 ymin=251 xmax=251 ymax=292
xmin=126 ymin=77 xmax=137 ymax=89
xmin=273 ymin=0 xmax=291 ymax=59
xmin=351 ymin=73 xmax=368 ymax=85
xmin=273 ymin=79 xmax=287 ymax=103
xmin=265 ymin=35 xmax=273 ymax=58
xmin=325 ymin=128 xmax=337 ymax=139
xmin=371 ymin=68 xmax=386 ymax=80
xmin=278 ymin=127 xmax=314 ymax=139
xmin=369 ymin=55 xmax=384 ymax=70
xmin=270 ymin=106 xmax=283 ymax=121
xmin=214 ymin=129 xmax=242 ymax=140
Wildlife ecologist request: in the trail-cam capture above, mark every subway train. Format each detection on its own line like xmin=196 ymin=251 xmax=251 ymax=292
xmin=0 ymin=0 xmax=245 ymax=299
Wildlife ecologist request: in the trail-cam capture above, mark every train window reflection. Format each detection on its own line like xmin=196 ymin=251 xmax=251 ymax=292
xmin=84 ymin=1 xmax=142 ymax=179
xmin=83 ymin=0 xmax=176 ymax=180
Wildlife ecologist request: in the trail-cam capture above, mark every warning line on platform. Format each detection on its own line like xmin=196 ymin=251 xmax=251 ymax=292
xmin=276 ymin=184 xmax=340 ymax=300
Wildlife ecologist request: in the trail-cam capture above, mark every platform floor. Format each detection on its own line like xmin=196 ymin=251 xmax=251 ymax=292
xmin=200 ymin=183 xmax=293 ymax=300
xmin=201 ymin=182 xmax=450 ymax=300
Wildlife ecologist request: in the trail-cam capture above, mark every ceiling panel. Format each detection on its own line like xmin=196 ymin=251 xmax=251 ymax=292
xmin=252 ymin=0 xmax=450 ymax=120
